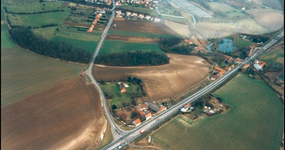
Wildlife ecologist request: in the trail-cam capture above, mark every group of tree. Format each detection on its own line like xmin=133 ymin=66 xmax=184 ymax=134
xmin=95 ymin=51 xmax=169 ymax=66
xmin=159 ymin=37 xmax=195 ymax=55
xmin=9 ymin=28 xmax=92 ymax=63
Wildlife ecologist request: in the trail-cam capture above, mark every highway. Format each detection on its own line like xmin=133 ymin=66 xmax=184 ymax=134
xmin=101 ymin=31 xmax=284 ymax=150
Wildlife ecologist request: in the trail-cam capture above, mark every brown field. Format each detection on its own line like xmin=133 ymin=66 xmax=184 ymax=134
xmin=106 ymin=35 xmax=159 ymax=43
xmin=112 ymin=20 xmax=178 ymax=35
xmin=246 ymin=9 xmax=284 ymax=32
xmin=164 ymin=20 xmax=190 ymax=37
xmin=1 ymin=78 xmax=106 ymax=150
xmin=93 ymin=54 xmax=211 ymax=101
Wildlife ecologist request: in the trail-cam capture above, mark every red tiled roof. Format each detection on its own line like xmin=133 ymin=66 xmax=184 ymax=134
xmin=134 ymin=118 xmax=141 ymax=125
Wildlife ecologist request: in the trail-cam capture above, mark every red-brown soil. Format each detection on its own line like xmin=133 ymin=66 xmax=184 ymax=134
xmin=1 ymin=78 xmax=106 ymax=150
xmin=93 ymin=54 xmax=211 ymax=101
xmin=112 ymin=20 xmax=178 ymax=35
xmin=106 ymin=35 xmax=160 ymax=43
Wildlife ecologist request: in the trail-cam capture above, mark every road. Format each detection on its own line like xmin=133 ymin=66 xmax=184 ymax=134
xmin=100 ymin=31 xmax=283 ymax=150
xmin=85 ymin=0 xmax=127 ymax=140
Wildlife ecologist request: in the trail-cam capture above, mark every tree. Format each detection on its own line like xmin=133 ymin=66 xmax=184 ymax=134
xmin=131 ymin=111 xmax=140 ymax=119
xmin=131 ymin=98 xmax=137 ymax=106
xmin=112 ymin=105 xmax=117 ymax=110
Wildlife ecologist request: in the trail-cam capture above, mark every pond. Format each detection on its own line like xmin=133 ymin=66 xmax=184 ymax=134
xmin=217 ymin=39 xmax=235 ymax=53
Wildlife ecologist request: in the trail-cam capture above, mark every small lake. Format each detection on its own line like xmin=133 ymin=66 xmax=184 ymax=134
xmin=217 ymin=39 xmax=235 ymax=53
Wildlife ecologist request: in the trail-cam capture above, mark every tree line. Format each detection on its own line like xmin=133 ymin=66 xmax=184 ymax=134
xmin=5 ymin=8 xmax=64 ymax=14
xmin=9 ymin=28 xmax=92 ymax=63
xmin=159 ymin=37 xmax=196 ymax=55
xmin=95 ymin=51 xmax=169 ymax=66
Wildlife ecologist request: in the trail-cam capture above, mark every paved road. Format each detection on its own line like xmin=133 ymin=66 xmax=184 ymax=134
xmin=101 ymin=31 xmax=284 ymax=150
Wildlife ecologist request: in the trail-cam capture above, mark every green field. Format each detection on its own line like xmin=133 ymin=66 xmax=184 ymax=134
xmin=152 ymin=73 xmax=283 ymax=150
xmin=1 ymin=30 xmax=16 ymax=48
xmin=99 ymin=40 xmax=164 ymax=55
xmin=235 ymin=38 xmax=254 ymax=50
xmin=5 ymin=1 xmax=64 ymax=13
xmin=100 ymin=82 xmax=143 ymax=108
xmin=209 ymin=2 xmax=247 ymax=18
xmin=259 ymin=46 xmax=284 ymax=65
xmin=118 ymin=5 xmax=158 ymax=16
xmin=52 ymin=36 xmax=97 ymax=53
xmin=1 ymin=4 xmax=5 ymax=20
xmin=7 ymin=11 xmax=69 ymax=27
xmin=109 ymin=30 xmax=176 ymax=38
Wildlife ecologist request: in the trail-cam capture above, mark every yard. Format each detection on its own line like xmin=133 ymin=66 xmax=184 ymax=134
xmin=100 ymin=82 xmax=143 ymax=108
xmin=99 ymin=40 xmax=164 ymax=55
xmin=151 ymin=73 xmax=283 ymax=150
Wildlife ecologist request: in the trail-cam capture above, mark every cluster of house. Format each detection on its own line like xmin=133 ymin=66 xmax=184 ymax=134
xmin=180 ymin=103 xmax=194 ymax=113
xmin=87 ymin=13 xmax=102 ymax=32
xmin=116 ymin=0 xmax=159 ymax=9
xmin=115 ymin=10 xmax=160 ymax=22
xmin=132 ymin=102 xmax=167 ymax=126
xmin=211 ymin=55 xmax=243 ymax=80
xmin=242 ymin=59 xmax=266 ymax=71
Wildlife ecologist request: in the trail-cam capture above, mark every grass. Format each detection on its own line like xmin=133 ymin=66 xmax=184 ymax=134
xmin=56 ymin=26 xmax=102 ymax=42
xmin=5 ymin=1 xmax=65 ymax=13
xmin=1 ymin=4 xmax=5 ymax=20
xmin=99 ymin=40 xmax=164 ymax=55
xmin=108 ymin=30 xmax=176 ymax=38
xmin=152 ymin=73 xmax=284 ymax=150
xmin=235 ymin=37 xmax=254 ymax=50
xmin=100 ymin=82 xmax=143 ymax=108
xmin=259 ymin=46 xmax=284 ymax=65
xmin=32 ymin=26 xmax=58 ymax=39
xmin=1 ymin=47 xmax=85 ymax=108
xmin=96 ymin=122 xmax=113 ymax=150
xmin=7 ymin=11 xmax=70 ymax=27
xmin=118 ymin=5 xmax=158 ymax=16
xmin=1 ymin=30 xmax=16 ymax=48
xmin=52 ymin=36 xmax=97 ymax=53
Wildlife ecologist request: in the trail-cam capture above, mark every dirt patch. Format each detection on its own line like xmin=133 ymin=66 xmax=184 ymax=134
xmin=106 ymin=35 xmax=160 ymax=43
xmin=1 ymin=78 xmax=106 ymax=150
xmin=164 ymin=20 xmax=190 ymax=37
xmin=246 ymin=9 xmax=284 ymax=32
xmin=112 ymin=20 xmax=178 ymax=35
xmin=93 ymin=54 xmax=211 ymax=101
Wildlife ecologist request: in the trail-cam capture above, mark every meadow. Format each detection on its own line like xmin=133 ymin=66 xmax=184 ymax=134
xmin=118 ymin=5 xmax=158 ymax=16
xmin=7 ymin=11 xmax=69 ymax=27
xmin=5 ymin=1 xmax=65 ymax=13
xmin=259 ymin=45 xmax=284 ymax=65
xmin=99 ymin=40 xmax=164 ymax=54
xmin=151 ymin=73 xmax=283 ymax=150
xmin=235 ymin=37 xmax=254 ymax=50
xmin=108 ymin=30 xmax=176 ymax=38
xmin=161 ymin=15 xmax=185 ymax=24
xmin=100 ymin=82 xmax=143 ymax=108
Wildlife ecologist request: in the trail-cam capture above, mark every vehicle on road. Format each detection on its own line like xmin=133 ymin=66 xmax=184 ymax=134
xmin=140 ymin=130 xmax=146 ymax=134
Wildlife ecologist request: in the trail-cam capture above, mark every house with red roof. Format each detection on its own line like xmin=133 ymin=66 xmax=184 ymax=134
xmin=133 ymin=118 xmax=141 ymax=126
xmin=145 ymin=113 xmax=152 ymax=120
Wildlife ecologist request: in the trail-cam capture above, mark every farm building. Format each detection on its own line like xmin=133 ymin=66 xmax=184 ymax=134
xmin=147 ymin=103 xmax=160 ymax=112
xmin=133 ymin=118 xmax=141 ymax=126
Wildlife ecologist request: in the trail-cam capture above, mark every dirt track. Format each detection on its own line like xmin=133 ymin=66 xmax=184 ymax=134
xmin=93 ymin=54 xmax=211 ymax=101
xmin=112 ymin=20 xmax=178 ymax=35
xmin=106 ymin=35 xmax=160 ymax=43
xmin=1 ymin=78 xmax=106 ymax=150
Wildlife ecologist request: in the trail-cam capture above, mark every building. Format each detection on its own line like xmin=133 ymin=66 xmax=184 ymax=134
xmin=154 ymin=17 xmax=160 ymax=22
xmin=147 ymin=103 xmax=160 ymax=112
xmin=157 ymin=106 xmax=166 ymax=113
xmin=133 ymin=118 xmax=141 ymax=126
xmin=138 ymin=14 xmax=144 ymax=19
xmin=243 ymin=63 xmax=250 ymax=69
xmin=145 ymin=113 xmax=152 ymax=120
xmin=253 ymin=63 xmax=263 ymax=71
xmin=145 ymin=15 xmax=151 ymax=20
xmin=126 ymin=11 xmax=132 ymax=16
xmin=184 ymin=39 xmax=193 ymax=44
xmin=132 ymin=12 xmax=138 ymax=17
xmin=119 ymin=82 xmax=127 ymax=93
xmin=235 ymin=58 xmax=241 ymax=63
xmin=180 ymin=103 xmax=192 ymax=112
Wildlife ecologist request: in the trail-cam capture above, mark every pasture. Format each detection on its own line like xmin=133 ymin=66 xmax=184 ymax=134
xmin=7 ymin=11 xmax=69 ymax=27
xmin=235 ymin=37 xmax=254 ymax=50
xmin=118 ymin=5 xmax=158 ymax=16
xmin=1 ymin=47 xmax=85 ymax=108
xmin=5 ymin=1 xmax=65 ymax=13
xmin=108 ymin=30 xmax=175 ymax=38
xmin=151 ymin=73 xmax=283 ymax=150
xmin=99 ymin=40 xmax=164 ymax=54
xmin=1 ymin=30 xmax=16 ymax=48
xmin=259 ymin=45 xmax=284 ymax=65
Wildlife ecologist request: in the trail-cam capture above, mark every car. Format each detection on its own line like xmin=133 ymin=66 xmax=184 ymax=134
xmin=140 ymin=130 xmax=145 ymax=134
